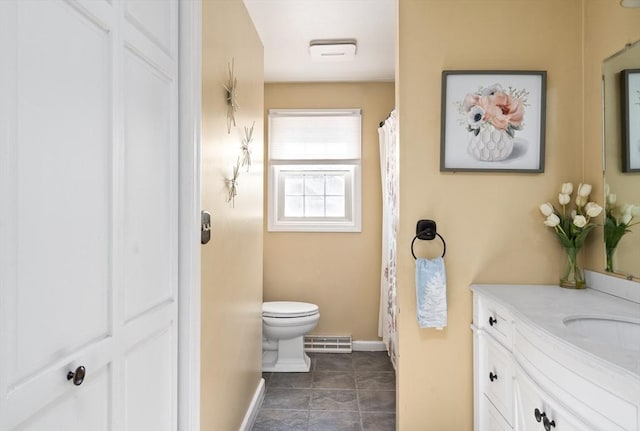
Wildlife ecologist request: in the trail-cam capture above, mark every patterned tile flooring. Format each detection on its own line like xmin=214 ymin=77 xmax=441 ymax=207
xmin=252 ymin=352 xmax=395 ymax=431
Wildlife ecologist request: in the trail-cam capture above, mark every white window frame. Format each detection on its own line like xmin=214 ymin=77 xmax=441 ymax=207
xmin=267 ymin=109 xmax=362 ymax=232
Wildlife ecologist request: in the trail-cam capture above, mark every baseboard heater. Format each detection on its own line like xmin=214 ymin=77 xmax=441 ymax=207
xmin=304 ymin=335 xmax=352 ymax=353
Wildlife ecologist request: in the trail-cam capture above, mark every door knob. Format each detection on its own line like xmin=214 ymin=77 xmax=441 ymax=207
xmin=67 ymin=366 xmax=86 ymax=386
xmin=489 ymin=371 xmax=498 ymax=382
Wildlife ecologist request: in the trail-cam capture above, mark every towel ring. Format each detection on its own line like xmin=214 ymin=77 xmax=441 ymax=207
xmin=411 ymin=219 xmax=446 ymax=260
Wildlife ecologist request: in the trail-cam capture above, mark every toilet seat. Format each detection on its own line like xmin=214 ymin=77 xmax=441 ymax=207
xmin=263 ymin=301 xmax=319 ymax=318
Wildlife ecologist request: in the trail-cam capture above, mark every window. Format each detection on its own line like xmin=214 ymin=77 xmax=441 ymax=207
xmin=268 ymin=109 xmax=362 ymax=232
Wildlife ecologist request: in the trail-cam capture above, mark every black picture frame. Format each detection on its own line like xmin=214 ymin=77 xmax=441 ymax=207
xmin=440 ymin=70 xmax=546 ymax=173
xmin=621 ymin=69 xmax=640 ymax=173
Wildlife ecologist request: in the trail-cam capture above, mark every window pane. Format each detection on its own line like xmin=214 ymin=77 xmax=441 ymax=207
xmin=284 ymin=175 xmax=303 ymax=195
xmin=325 ymin=196 xmax=345 ymax=217
xmin=284 ymin=196 xmax=303 ymax=217
xmin=304 ymin=175 xmax=324 ymax=196
xmin=325 ymin=175 xmax=345 ymax=196
xmin=270 ymin=162 xmax=360 ymax=231
xmin=305 ymin=196 xmax=325 ymax=217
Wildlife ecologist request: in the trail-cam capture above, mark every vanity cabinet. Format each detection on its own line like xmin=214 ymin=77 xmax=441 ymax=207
xmin=472 ymin=284 xmax=640 ymax=431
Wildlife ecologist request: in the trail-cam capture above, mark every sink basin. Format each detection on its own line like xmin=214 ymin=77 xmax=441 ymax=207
xmin=563 ymin=315 xmax=640 ymax=353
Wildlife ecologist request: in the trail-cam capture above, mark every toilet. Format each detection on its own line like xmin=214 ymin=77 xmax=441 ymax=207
xmin=262 ymin=301 xmax=320 ymax=372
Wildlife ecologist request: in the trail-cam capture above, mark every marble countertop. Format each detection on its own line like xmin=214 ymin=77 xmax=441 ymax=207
xmin=470 ymin=284 xmax=640 ymax=378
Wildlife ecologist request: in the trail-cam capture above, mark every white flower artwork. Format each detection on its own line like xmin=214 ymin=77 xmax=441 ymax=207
xmin=441 ymin=71 xmax=546 ymax=172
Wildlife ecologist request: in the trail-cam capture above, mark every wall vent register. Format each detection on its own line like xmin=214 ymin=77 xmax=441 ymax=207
xmin=304 ymin=335 xmax=353 ymax=353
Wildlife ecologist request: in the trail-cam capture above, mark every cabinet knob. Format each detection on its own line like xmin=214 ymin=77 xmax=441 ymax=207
xmin=534 ymin=408 xmax=543 ymax=423
xmin=67 ymin=366 xmax=86 ymax=386
xmin=489 ymin=371 xmax=498 ymax=382
xmin=488 ymin=316 xmax=497 ymax=326
xmin=543 ymin=416 xmax=556 ymax=430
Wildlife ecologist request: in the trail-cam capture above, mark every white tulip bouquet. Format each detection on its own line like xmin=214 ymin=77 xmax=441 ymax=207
xmin=539 ymin=182 xmax=603 ymax=249
xmin=604 ymin=184 xmax=639 ymax=272
xmin=539 ymin=182 xmax=603 ymax=288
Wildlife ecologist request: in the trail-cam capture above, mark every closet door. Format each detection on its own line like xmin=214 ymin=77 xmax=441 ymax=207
xmin=0 ymin=1 xmax=179 ymax=429
xmin=119 ymin=0 xmax=179 ymax=429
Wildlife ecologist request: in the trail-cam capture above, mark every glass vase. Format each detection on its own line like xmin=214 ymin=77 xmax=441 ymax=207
xmin=560 ymin=246 xmax=585 ymax=289
xmin=605 ymin=247 xmax=615 ymax=273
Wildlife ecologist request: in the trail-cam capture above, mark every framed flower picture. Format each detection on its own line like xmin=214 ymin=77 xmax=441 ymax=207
xmin=440 ymin=71 xmax=547 ymax=172
xmin=621 ymin=69 xmax=640 ymax=173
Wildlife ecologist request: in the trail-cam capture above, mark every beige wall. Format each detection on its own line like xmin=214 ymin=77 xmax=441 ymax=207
xmin=582 ymin=1 xmax=640 ymax=275
xmin=201 ymin=1 xmax=264 ymax=429
xmin=397 ymin=1 xmax=585 ymax=429
xmin=263 ymin=82 xmax=395 ymax=340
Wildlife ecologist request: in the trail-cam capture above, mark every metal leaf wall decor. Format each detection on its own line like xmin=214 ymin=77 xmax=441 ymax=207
xmin=224 ymin=58 xmax=238 ymax=134
xmin=240 ymin=121 xmax=255 ymax=172
xmin=226 ymin=158 xmax=241 ymax=207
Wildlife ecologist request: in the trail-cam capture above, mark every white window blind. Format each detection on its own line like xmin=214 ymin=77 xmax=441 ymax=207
xmin=269 ymin=109 xmax=361 ymax=160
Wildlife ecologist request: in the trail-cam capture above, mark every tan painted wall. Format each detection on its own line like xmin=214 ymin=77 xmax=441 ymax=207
xmin=263 ymin=82 xmax=395 ymax=340
xmin=582 ymin=1 xmax=640 ymax=276
xmin=397 ymin=1 xmax=584 ymax=429
xmin=201 ymin=1 xmax=264 ymax=429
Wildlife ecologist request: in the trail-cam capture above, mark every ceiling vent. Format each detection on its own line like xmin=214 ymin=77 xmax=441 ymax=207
xmin=621 ymin=0 xmax=640 ymax=6
xmin=309 ymin=39 xmax=357 ymax=62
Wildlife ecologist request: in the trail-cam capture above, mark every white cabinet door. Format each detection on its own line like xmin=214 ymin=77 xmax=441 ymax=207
xmin=514 ymin=365 xmax=594 ymax=431
xmin=479 ymin=333 xmax=514 ymax=427
xmin=479 ymin=395 xmax=513 ymax=431
xmin=0 ymin=1 xmax=179 ymax=430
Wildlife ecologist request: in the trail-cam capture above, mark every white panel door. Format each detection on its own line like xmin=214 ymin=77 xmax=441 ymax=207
xmin=0 ymin=1 xmax=179 ymax=430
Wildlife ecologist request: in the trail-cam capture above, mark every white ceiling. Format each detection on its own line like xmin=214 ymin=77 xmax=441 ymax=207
xmin=243 ymin=0 xmax=396 ymax=83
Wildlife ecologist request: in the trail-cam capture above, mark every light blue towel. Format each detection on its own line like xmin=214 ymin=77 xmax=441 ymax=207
xmin=415 ymin=257 xmax=447 ymax=329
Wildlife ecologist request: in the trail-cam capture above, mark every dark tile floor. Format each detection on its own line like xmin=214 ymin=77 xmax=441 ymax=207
xmin=252 ymin=352 xmax=396 ymax=431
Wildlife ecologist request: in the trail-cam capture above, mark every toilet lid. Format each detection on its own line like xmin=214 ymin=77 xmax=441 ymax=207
xmin=263 ymin=301 xmax=319 ymax=318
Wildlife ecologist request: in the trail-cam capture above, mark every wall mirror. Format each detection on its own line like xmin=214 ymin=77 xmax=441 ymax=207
xmin=602 ymin=39 xmax=640 ymax=279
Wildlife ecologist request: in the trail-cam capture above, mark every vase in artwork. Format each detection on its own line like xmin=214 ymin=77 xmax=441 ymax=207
xmin=560 ymin=246 xmax=585 ymax=289
xmin=467 ymin=124 xmax=514 ymax=162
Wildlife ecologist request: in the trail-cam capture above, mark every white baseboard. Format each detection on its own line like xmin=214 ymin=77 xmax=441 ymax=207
xmin=238 ymin=377 xmax=265 ymax=431
xmin=352 ymin=340 xmax=387 ymax=352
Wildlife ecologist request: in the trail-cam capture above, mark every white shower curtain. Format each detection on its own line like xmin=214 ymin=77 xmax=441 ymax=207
xmin=378 ymin=109 xmax=398 ymax=370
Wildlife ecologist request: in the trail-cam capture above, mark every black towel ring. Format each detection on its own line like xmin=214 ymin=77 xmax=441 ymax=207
xmin=411 ymin=219 xmax=446 ymax=260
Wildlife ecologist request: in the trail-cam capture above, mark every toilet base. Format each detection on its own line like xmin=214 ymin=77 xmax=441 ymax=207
xmin=262 ymin=336 xmax=311 ymax=372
